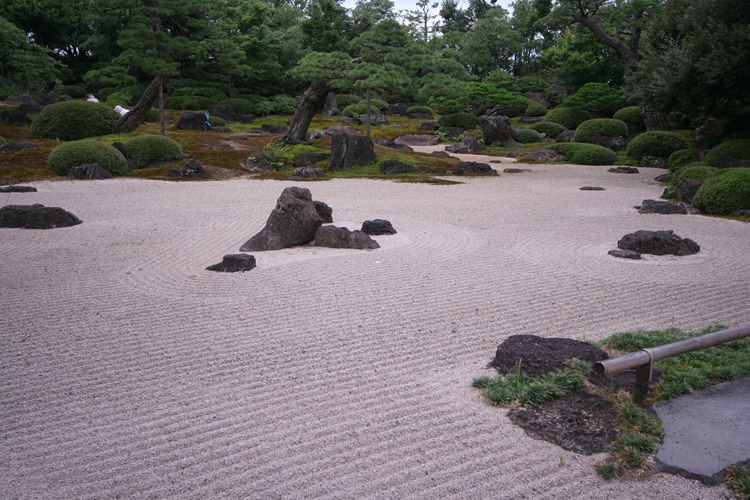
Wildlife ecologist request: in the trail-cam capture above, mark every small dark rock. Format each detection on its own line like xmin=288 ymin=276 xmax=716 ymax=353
xmin=0 ymin=142 xmax=40 ymax=154
xmin=361 ymin=219 xmax=396 ymax=235
xmin=504 ymin=168 xmax=531 ymax=173
xmin=556 ymin=130 xmax=575 ymax=142
xmin=695 ymin=118 xmax=722 ymax=142
xmin=208 ymin=104 xmax=238 ymax=123
xmin=0 ymin=204 xmax=82 ymax=229
xmin=580 ymin=186 xmax=605 ymax=191
xmin=0 ymin=185 xmax=37 ymax=193
xmin=313 ymin=225 xmax=380 ymax=249
xmin=372 ymin=138 xmax=413 ymax=151
xmin=175 ymin=112 xmax=211 ymax=131
xmin=654 ymin=172 xmax=673 ymax=183
xmin=590 ymin=134 xmax=628 ymax=151
xmin=67 ymin=163 xmax=114 ymax=180
xmin=294 ymin=152 xmax=329 ymax=169
xmin=291 ymin=167 xmax=325 ymax=180
xmin=314 ymin=200 xmax=333 ymax=223
xmin=420 ymin=121 xmax=439 ymax=131
xmin=639 ymin=199 xmax=695 ymax=215
xmin=454 ymin=161 xmax=497 ymax=175
xmin=387 ymin=103 xmax=410 ymax=116
xmin=608 ymin=249 xmax=642 ymax=259
xmin=168 ymin=159 xmax=205 ymax=178
xmin=712 ymin=157 xmax=750 ymax=169
xmin=380 ymin=159 xmax=417 ymax=175
xmin=608 ymin=166 xmax=639 ymax=174
xmin=431 ymin=151 xmax=450 ymax=157
xmin=206 ymin=254 xmax=256 ymax=272
xmin=640 ymin=156 xmax=668 ymax=169
xmin=675 ymin=179 xmax=703 ymax=204
xmin=617 ymin=229 xmax=700 ymax=256
xmin=1 ymin=109 xmax=32 ymax=125
xmin=246 ymin=153 xmax=273 ymax=171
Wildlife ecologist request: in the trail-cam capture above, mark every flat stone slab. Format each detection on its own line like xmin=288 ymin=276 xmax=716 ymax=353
xmin=652 ymin=377 xmax=750 ymax=485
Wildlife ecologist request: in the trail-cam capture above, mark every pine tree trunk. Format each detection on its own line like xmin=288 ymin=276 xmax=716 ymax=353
xmin=117 ymin=75 xmax=167 ymax=133
xmin=158 ymin=79 xmax=165 ymax=136
xmin=281 ymin=78 xmax=330 ymax=144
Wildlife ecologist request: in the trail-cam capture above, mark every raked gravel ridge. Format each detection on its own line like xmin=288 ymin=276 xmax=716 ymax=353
xmin=1 ymin=160 xmax=749 ymax=499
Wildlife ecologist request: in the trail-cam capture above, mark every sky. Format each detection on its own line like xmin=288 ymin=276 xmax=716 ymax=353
xmin=340 ymin=0 xmax=515 ymax=17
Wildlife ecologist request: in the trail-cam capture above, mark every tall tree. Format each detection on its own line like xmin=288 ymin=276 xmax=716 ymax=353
xmin=300 ymin=0 xmax=351 ymax=52
xmin=401 ymin=0 xmax=439 ymax=44
xmin=0 ymin=15 xmax=63 ymax=94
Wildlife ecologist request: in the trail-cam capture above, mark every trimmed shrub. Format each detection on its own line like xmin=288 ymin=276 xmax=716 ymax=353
xmin=516 ymin=128 xmax=542 ymax=144
xmin=704 ymin=139 xmax=750 ymax=167
xmin=561 ymin=82 xmax=626 ymax=115
xmin=47 ymin=140 xmax=128 ymax=176
xmin=208 ymin=116 xmax=227 ymax=127
xmin=668 ymin=149 xmax=697 ymax=171
xmin=97 ymin=87 xmax=118 ymax=101
xmin=407 ymin=105 xmax=433 ymax=115
xmin=343 ymin=103 xmax=381 ymax=117
xmin=144 ymin=108 xmax=160 ymax=122
xmin=548 ymin=143 xmax=618 ymax=165
xmin=543 ymin=107 xmax=592 ymax=130
xmin=691 ymin=168 xmax=750 ymax=215
xmin=365 ymin=99 xmax=389 ymax=111
xmin=335 ymin=94 xmax=363 ymax=107
xmin=252 ymin=100 xmax=274 ymax=116
xmin=613 ymin=106 xmax=646 ymax=135
xmin=530 ymin=121 xmax=566 ymax=138
xmin=218 ymin=98 xmax=255 ymax=115
xmin=60 ymin=84 xmax=86 ymax=99
xmin=31 ymin=101 xmax=120 ymax=141
xmin=724 ymin=130 xmax=750 ymax=141
xmin=626 ymin=131 xmax=690 ymax=161
xmin=270 ymin=94 xmax=300 ymax=115
xmin=182 ymin=96 xmax=219 ymax=111
xmin=437 ymin=113 xmax=479 ymax=130
xmin=164 ymin=96 xmax=187 ymax=110
xmin=125 ymin=135 xmax=183 ymax=168
xmin=671 ymin=165 xmax=718 ymax=186
xmin=525 ymin=99 xmax=547 ymax=117
xmin=574 ymin=118 xmax=629 ymax=143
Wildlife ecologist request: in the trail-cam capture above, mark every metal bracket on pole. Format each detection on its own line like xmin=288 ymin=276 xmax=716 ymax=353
xmin=634 ymin=348 xmax=655 ymax=407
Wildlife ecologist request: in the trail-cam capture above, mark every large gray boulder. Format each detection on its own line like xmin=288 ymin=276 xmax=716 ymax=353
xmin=322 ymin=92 xmax=340 ymax=116
xmin=445 ymin=135 xmax=485 ymax=154
xmin=240 ymin=187 xmax=323 ymax=251
xmin=675 ymin=178 xmax=703 ymax=204
xmin=638 ymin=199 xmax=695 ymax=215
xmin=175 ymin=112 xmax=210 ymax=131
xmin=617 ymin=230 xmax=700 ymax=256
xmin=590 ymin=134 xmax=628 ymax=151
xmin=0 ymin=204 xmax=82 ymax=229
xmin=313 ymin=225 xmax=380 ymax=249
xmin=328 ymin=135 xmax=376 ymax=171
xmin=478 ymin=115 xmax=522 ymax=148
xmin=67 ymin=163 xmax=114 ymax=180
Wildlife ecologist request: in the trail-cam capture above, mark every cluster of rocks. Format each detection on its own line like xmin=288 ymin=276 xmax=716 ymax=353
xmin=207 ymin=187 xmax=396 ymax=273
xmin=609 ymin=230 xmax=700 ymax=259
xmin=1 ymin=93 xmax=70 ymax=125
xmin=0 ymin=142 xmax=40 ymax=154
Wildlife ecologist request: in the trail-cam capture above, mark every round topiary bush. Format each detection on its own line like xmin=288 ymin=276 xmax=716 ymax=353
xmin=516 ymin=128 xmax=542 ymax=144
xmin=573 ymin=118 xmax=628 ymax=143
xmin=47 ymin=140 xmax=128 ymax=176
xmin=181 ymin=96 xmax=218 ymax=111
xmin=60 ymin=84 xmax=87 ymax=99
xmin=437 ymin=113 xmax=479 ymax=130
xmin=703 ymin=139 xmax=750 ymax=167
xmin=31 ymin=101 xmax=120 ymax=141
xmin=125 ymin=135 xmax=183 ymax=168
xmin=218 ymin=98 xmax=255 ymax=115
xmin=144 ymin=108 xmax=160 ymax=122
xmin=626 ymin=131 xmax=690 ymax=161
xmin=208 ymin=116 xmax=227 ymax=127
xmin=252 ymin=100 xmax=274 ymax=116
xmin=529 ymin=121 xmax=566 ymax=138
xmin=366 ymin=99 xmax=389 ymax=111
xmin=548 ymin=143 xmax=618 ymax=165
xmin=407 ymin=105 xmax=433 ymax=115
xmin=668 ymin=149 xmax=697 ymax=172
xmin=613 ymin=106 xmax=646 ymax=135
xmin=335 ymin=94 xmax=363 ymax=107
xmin=524 ymin=99 xmax=547 ymax=117
xmin=343 ymin=103 xmax=381 ymax=117
xmin=691 ymin=168 xmax=750 ymax=215
xmin=543 ymin=107 xmax=593 ymax=130
xmin=671 ymin=165 xmax=718 ymax=186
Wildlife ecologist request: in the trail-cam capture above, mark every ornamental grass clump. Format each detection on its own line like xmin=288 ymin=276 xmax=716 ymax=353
xmin=126 ymin=135 xmax=183 ymax=168
xmin=625 ymin=131 xmax=689 ymax=161
xmin=573 ymin=118 xmax=628 ymax=143
xmin=548 ymin=142 xmax=618 ymax=165
xmin=47 ymin=140 xmax=128 ymax=176
xmin=31 ymin=101 xmax=120 ymax=141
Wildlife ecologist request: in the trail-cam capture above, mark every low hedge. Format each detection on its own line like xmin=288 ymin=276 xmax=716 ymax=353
xmin=164 ymin=95 xmax=219 ymax=111
xmin=218 ymin=98 xmax=256 ymax=115
xmin=691 ymin=168 xmax=750 ymax=215
xmin=524 ymin=100 xmax=547 ymax=117
xmin=437 ymin=113 xmax=479 ymax=130
xmin=47 ymin=140 xmax=128 ymax=176
xmin=613 ymin=106 xmax=646 ymax=135
xmin=671 ymin=165 xmax=718 ymax=186
xmin=703 ymin=139 xmax=750 ymax=167
xmin=407 ymin=106 xmax=433 ymax=115
xmin=573 ymin=118 xmax=628 ymax=143
xmin=343 ymin=103 xmax=381 ymax=117
xmin=543 ymin=107 xmax=592 ymax=130
xmin=31 ymin=101 xmax=120 ymax=141
xmin=626 ymin=131 xmax=689 ymax=161
xmin=125 ymin=135 xmax=183 ymax=168
xmin=548 ymin=143 xmax=618 ymax=165
xmin=668 ymin=149 xmax=697 ymax=171
xmin=269 ymin=94 xmax=300 ymax=115
xmin=529 ymin=121 xmax=566 ymax=138
xmin=516 ymin=128 xmax=542 ymax=144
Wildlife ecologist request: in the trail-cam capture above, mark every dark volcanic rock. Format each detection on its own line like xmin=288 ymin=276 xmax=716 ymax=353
xmin=580 ymin=186 xmax=605 ymax=191
xmin=168 ymin=159 xmax=205 ymax=178
xmin=695 ymin=118 xmax=722 ymax=142
xmin=675 ymin=178 xmax=703 ymax=204
xmin=294 ymin=152 xmax=329 ymax=169
xmin=1 ymin=109 xmax=32 ymax=125
xmin=372 ymin=138 xmax=413 ymax=151
xmin=291 ymin=167 xmax=325 ymax=180
xmin=522 ymin=149 xmax=565 ymax=162
xmin=639 ymin=199 xmax=695 ymax=215
xmin=608 ymin=166 xmax=639 ymax=174
xmin=313 ymin=225 xmax=380 ymax=249
xmin=67 ymin=163 xmax=114 ymax=180
xmin=0 ymin=185 xmax=37 ymax=193
xmin=504 ymin=168 xmax=531 ymax=173
xmin=380 ymin=159 xmax=417 ymax=175
xmin=490 ymin=335 xmax=607 ymax=378
xmin=314 ymin=200 xmax=333 ymax=223
xmin=387 ymin=103 xmax=410 ymax=116
xmin=608 ymin=249 xmax=642 ymax=259
xmin=361 ymin=219 xmax=396 ymax=235
xmin=240 ymin=187 xmax=323 ymax=251
xmin=445 ymin=135 xmax=485 ymax=154
xmin=208 ymin=104 xmax=238 ymax=123
xmin=175 ymin=112 xmax=211 ymax=131
xmin=478 ymin=115 xmax=522 ymax=148
xmin=420 ymin=121 xmax=439 ymax=131
xmin=206 ymin=254 xmax=256 ymax=272
xmin=441 ymin=126 xmax=465 ymax=140
xmin=328 ymin=135 xmax=376 ymax=171
xmin=452 ymin=161 xmax=497 ymax=175
xmin=322 ymin=92 xmax=340 ymax=116
xmin=617 ymin=230 xmax=700 ymax=256
xmin=590 ymin=134 xmax=628 ymax=151
xmin=360 ymin=114 xmax=389 ymax=126
xmin=654 ymin=172 xmax=673 ymax=183
xmin=0 ymin=204 xmax=82 ymax=229
xmin=0 ymin=142 xmax=40 ymax=154
xmin=407 ymin=112 xmax=433 ymax=120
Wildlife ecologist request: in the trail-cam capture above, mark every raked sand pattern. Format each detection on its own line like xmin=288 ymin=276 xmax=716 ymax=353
xmin=2 ymin=161 xmax=749 ymax=499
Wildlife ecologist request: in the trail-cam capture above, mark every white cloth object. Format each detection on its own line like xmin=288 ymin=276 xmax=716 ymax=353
xmin=114 ymin=105 xmax=129 ymax=116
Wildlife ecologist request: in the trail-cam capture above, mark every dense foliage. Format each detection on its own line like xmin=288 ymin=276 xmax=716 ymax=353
xmin=47 ymin=140 xmax=128 ymax=176
xmin=31 ymin=101 xmax=120 ymax=141
xmin=626 ymin=131 xmax=690 ymax=161
xmin=573 ymin=119 xmax=628 ymax=143
xmin=612 ymin=107 xmax=646 ymax=135
xmin=543 ymin=107 xmax=592 ymax=130
xmin=516 ymin=128 xmax=542 ymax=143
xmin=703 ymin=140 xmax=750 ymax=167
xmin=692 ymin=169 xmax=750 ymax=215
xmin=548 ymin=143 xmax=618 ymax=165
xmin=529 ymin=121 xmax=566 ymax=138
xmin=126 ymin=135 xmax=183 ymax=168
xmin=437 ymin=113 xmax=479 ymax=130
xmin=667 ymin=149 xmax=697 ymax=172
xmin=671 ymin=165 xmax=717 ymax=186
